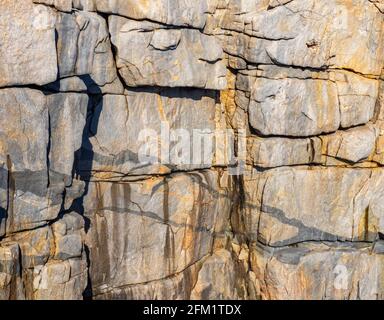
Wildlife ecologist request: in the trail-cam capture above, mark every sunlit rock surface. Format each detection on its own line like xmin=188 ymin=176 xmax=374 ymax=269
xmin=0 ymin=0 xmax=384 ymax=300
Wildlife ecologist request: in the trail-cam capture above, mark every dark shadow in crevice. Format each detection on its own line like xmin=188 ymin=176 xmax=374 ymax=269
xmin=64 ymin=74 xmax=103 ymax=300
xmin=127 ymin=86 xmax=219 ymax=102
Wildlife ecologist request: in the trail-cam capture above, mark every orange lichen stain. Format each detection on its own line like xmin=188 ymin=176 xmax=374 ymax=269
xmin=157 ymin=94 xmax=167 ymax=122
xmin=357 ymin=207 xmax=378 ymax=241
xmin=127 ymin=0 xmax=151 ymax=18
xmin=158 ymin=166 xmax=171 ymax=175
xmin=220 ymin=88 xmax=236 ymax=120
xmin=182 ymin=219 xmax=194 ymax=250
xmin=297 ymin=269 xmax=309 ymax=298
xmin=313 ymin=80 xmax=326 ymax=128
xmin=93 ymin=169 xmax=117 ymax=181
xmin=357 ymin=207 xmax=368 ymax=241
xmin=220 ymin=71 xmax=237 ymax=124
xmin=141 ymin=177 xmax=163 ymax=194
xmin=139 ymin=0 xmax=150 ymax=9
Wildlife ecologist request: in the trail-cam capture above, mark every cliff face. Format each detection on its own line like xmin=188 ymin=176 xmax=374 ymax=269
xmin=0 ymin=0 xmax=384 ymax=300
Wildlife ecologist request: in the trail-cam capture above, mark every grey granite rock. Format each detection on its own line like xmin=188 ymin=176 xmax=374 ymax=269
xmin=217 ymin=0 xmax=384 ymax=75
xmin=75 ymin=89 xmax=220 ymax=177
xmin=251 ymin=243 xmax=384 ymax=300
xmin=1 ymin=0 xmax=384 ymax=301
xmin=32 ymin=258 xmax=88 ymax=300
xmin=191 ymin=249 xmax=247 ymax=300
xmin=0 ymin=1 xmax=58 ymax=87
xmin=0 ymin=243 xmax=24 ymax=300
xmin=247 ymin=124 xmax=379 ymax=168
xmin=35 ymin=0 xmax=215 ymax=28
xmin=83 ymin=170 xmax=233 ymax=295
xmin=54 ymin=11 xmax=122 ymax=91
xmin=48 ymin=93 xmax=88 ymax=185
xmin=95 ymin=0 xmax=214 ymax=29
xmin=243 ymin=167 xmax=384 ymax=246
xmin=247 ymin=70 xmax=379 ymax=137
xmin=0 ymin=89 xmax=90 ymax=237
xmin=0 ymin=88 xmax=51 ymax=235
xmin=109 ymin=17 xmax=227 ymax=89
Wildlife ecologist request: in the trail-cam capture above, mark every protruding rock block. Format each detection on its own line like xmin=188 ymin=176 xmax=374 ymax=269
xmin=0 ymin=0 xmax=58 ymax=87
xmin=251 ymin=244 xmax=384 ymax=300
xmin=247 ymin=68 xmax=379 ymax=137
xmin=76 ymin=89 xmax=220 ymax=177
xmin=0 ymin=89 xmax=89 ymax=236
xmin=243 ymin=167 xmax=384 ymax=246
xmin=83 ymin=170 xmax=232 ymax=296
xmin=222 ymin=0 xmax=384 ymax=75
xmin=109 ymin=17 xmax=227 ymax=89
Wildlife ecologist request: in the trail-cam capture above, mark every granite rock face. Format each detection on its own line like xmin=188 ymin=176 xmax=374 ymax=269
xmin=251 ymin=243 xmax=384 ymax=300
xmin=0 ymin=1 xmax=58 ymax=87
xmin=109 ymin=17 xmax=227 ymax=89
xmin=0 ymin=0 xmax=384 ymax=300
xmin=84 ymin=171 xmax=234 ymax=297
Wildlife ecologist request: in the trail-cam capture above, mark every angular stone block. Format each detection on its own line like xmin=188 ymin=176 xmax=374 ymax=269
xmin=243 ymin=167 xmax=384 ymax=246
xmin=109 ymin=17 xmax=227 ymax=89
xmin=251 ymin=244 xmax=384 ymax=300
xmin=84 ymin=170 xmax=232 ymax=293
xmin=229 ymin=0 xmax=384 ymax=75
xmin=0 ymin=1 xmax=58 ymax=87
xmin=95 ymin=0 xmax=213 ymax=28
xmin=54 ymin=11 xmax=122 ymax=91
xmin=76 ymin=89 xmax=219 ymax=177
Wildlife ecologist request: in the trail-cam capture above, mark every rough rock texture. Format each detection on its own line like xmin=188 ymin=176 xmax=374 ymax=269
xmin=109 ymin=17 xmax=227 ymax=89
xmin=0 ymin=1 xmax=57 ymax=87
xmin=0 ymin=0 xmax=384 ymax=300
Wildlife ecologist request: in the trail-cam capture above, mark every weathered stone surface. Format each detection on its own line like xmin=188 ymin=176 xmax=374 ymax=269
xmin=30 ymin=215 xmax=87 ymax=300
xmin=243 ymin=167 xmax=384 ymax=246
xmin=251 ymin=243 xmax=384 ymax=300
xmin=247 ymin=69 xmax=379 ymax=137
xmin=96 ymin=248 xmax=249 ymax=300
xmin=247 ymin=136 xmax=318 ymax=168
xmin=53 ymin=213 xmax=84 ymax=260
xmin=109 ymin=17 xmax=227 ymax=89
xmin=46 ymin=75 xmax=124 ymax=95
xmin=34 ymin=0 xmax=73 ymax=12
xmin=48 ymin=93 xmax=88 ymax=183
xmin=76 ymin=89 xmax=220 ymax=177
xmin=54 ymin=11 xmax=122 ymax=92
xmin=334 ymin=72 xmax=379 ymax=128
xmin=94 ymin=263 xmax=201 ymax=300
xmin=0 ymin=243 xmax=24 ymax=300
xmin=0 ymin=88 xmax=48 ymax=174
xmin=7 ymin=226 xmax=53 ymax=269
xmin=370 ymin=0 xmax=384 ymax=13
xmin=322 ymin=125 xmax=378 ymax=164
xmin=0 ymin=89 xmax=89 ymax=236
xmin=0 ymin=88 xmax=51 ymax=235
xmin=0 ymin=222 xmax=87 ymax=300
xmin=1 ymin=0 xmax=384 ymax=301
xmin=83 ymin=170 xmax=233 ymax=296
xmin=96 ymin=0 xmax=213 ymax=29
xmin=218 ymin=0 xmax=384 ymax=75
xmin=36 ymin=0 xmax=215 ymax=28
xmin=0 ymin=0 xmax=58 ymax=87
xmin=250 ymin=76 xmax=340 ymax=136
xmin=32 ymin=258 xmax=88 ymax=300
xmin=247 ymin=125 xmax=379 ymax=168
xmin=191 ymin=249 xmax=247 ymax=300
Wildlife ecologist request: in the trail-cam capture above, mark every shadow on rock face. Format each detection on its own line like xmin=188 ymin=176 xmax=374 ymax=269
xmin=0 ymin=207 xmax=6 ymax=238
xmin=65 ymin=74 xmax=103 ymax=300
